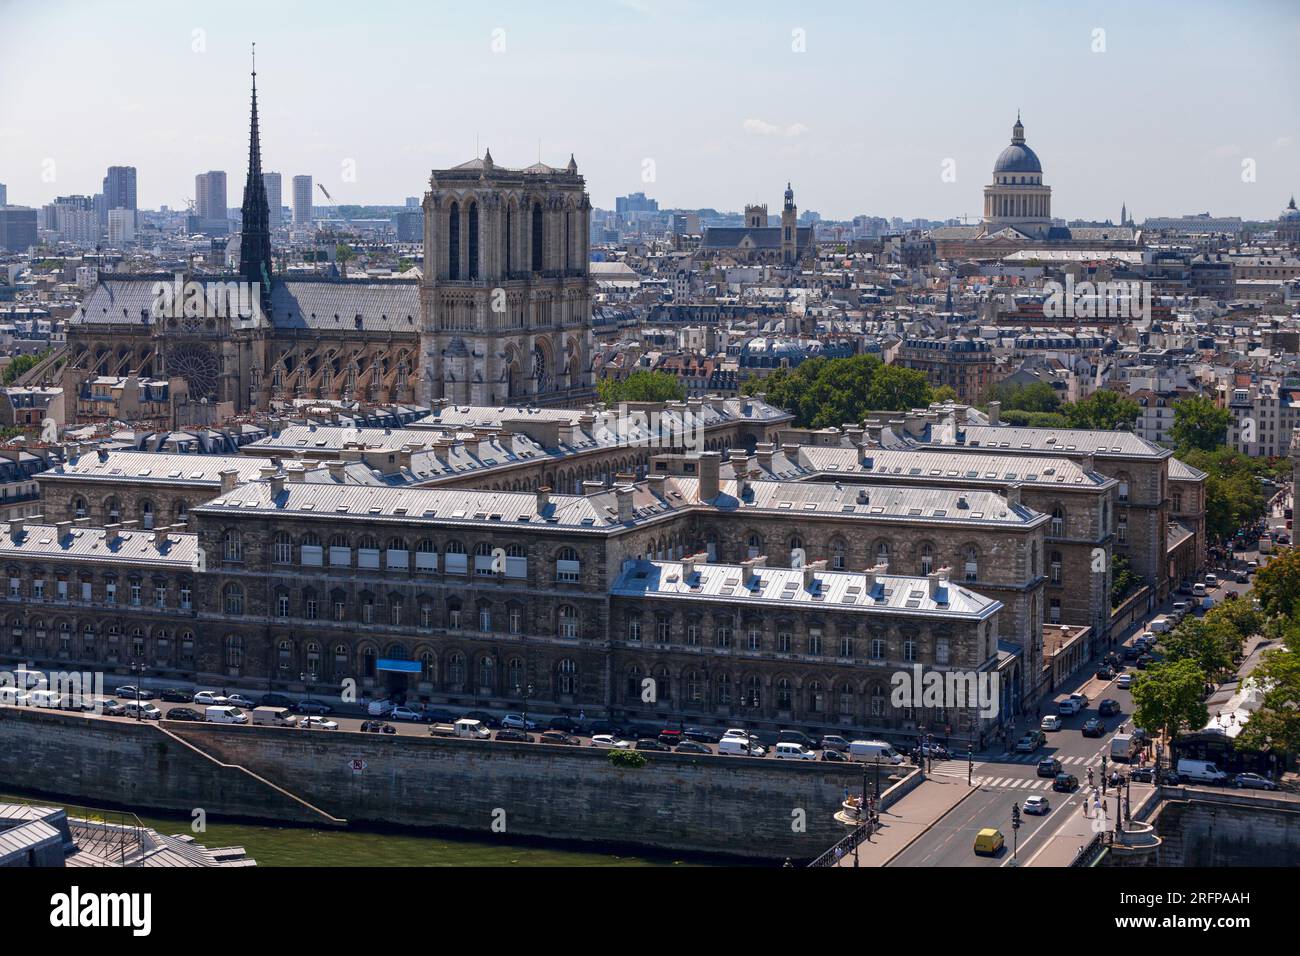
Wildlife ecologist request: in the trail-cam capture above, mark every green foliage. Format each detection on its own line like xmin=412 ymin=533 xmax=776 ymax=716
xmin=1159 ymin=617 xmax=1236 ymax=682
xmin=1129 ymin=657 xmax=1209 ymax=739
xmin=1253 ymin=547 xmax=1300 ymax=620
xmin=335 ymin=242 xmax=355 ymax=264
xmin=742 ymin=355 xmax=935 ymax=428
xmin=1237 ymin=621 xmax=1300 ymax=755
xmin=608 ymin=748 xmax=648 ymax=769
xmin=989 ymin=380 xmax=1061 ymax=414
xmin=1002 ymin=409 xmax=1069 ymax=428
xmin=2 ymin=351 xmax=47 ymax=385
xmin=930 ymin=385 xmax=958 ymax=403
xmin=1170 ymin=395 xmax=1231 ymax=453
xmin=1110 ymin=553 xmax=1142 ymax=608
xmin=1179 ymin=447 xmax=1269 ymax=545
xmin=597 ymin=371 xmax=686 ymax=404
xmin=1061 ymin=390 xmax=1140 ymax=431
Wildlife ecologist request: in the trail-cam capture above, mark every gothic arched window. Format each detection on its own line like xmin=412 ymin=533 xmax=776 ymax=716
xmin=467 ymin=201 xmax=479 ymax=280
xmin=448 ymin=201 xmax=460 ymax=279
xmin=531 ymin=202 xmax=543 ymax=272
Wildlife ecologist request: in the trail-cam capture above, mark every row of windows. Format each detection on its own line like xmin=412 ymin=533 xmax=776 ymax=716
xmin=6 ymin=574 xmax=192 ymax=609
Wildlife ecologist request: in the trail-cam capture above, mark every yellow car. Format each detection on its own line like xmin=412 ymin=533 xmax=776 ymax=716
xmin=973 ymin=828 xmax=1005 ymax=856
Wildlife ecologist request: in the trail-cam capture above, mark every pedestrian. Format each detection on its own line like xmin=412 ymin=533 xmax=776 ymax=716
xmin=834 ymin=845 xmax=843 ymax=863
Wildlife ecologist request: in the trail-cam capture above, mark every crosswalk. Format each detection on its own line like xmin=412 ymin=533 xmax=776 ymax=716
xmin=928 ymin=751 xmax=1108 ymax=792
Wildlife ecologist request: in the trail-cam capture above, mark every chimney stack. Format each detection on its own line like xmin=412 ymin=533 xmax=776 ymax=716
xmin=1079 ymin=453 xmax=1095 ymax=475
xmin=698 ymin=451 xmax=721 ymax=501
xmin=802 ymin=558 xmax=827 ymax=590
xmin=928 ymin=567 xmax=950 ymax=601
xmin=104 ymin=523 xmax=121 ymax=547
xmin=868 ymin=562 xmax=888 ymax=597
xmin=258 ymin=464 xmax=278 ymax=479
xmin=583 ymin=480 xmax=605 ymax=494
xmin=535 ymin=486 xmax=551 ymax=514
xmin=615 ymin=485 xmax=635 ymax=523
xmin=270 ymin=474 xmax=286 ymax=498
xmin=741 ymin=555 xmax=767 ymax=588
xmin=154 ymin=526 xmax=169 ymax=549
xmin=647 ymin=474 xmax=668 ymax=499
xmin=987 ymin=400 xmax=1001 ymax=426
xmin=755 ymin=442 xmax=774 ymax=469
xmin=218 ymin=468 xmax=239 ymax=493
xmin=1004 ymin=482 xmax=1021 ymax=510
xmin=327 ymin=460 xmax=346 ymax=482
xmin=55 ymin=520 xmax=72 ymax=542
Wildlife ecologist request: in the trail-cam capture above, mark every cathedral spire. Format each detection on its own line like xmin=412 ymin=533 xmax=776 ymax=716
xmin=239 ymin=41 xmax=273 ymax=309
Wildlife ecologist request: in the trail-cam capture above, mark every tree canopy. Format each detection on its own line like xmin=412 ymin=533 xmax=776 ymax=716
xmin=741 ymin=354 xmax=936 ymax=428
xmin=1061 ymin=389 xmax=1140 ymax=431
xmin=988 ymin=380 xmax=1061 ymax=414
xmin=597 ymin=370 xmax=687 ymax=404
xmin=1171 ymin=395 xmax=1231 ymax=453
xmin=1130 ymin=657 xmax=1209 ymax=739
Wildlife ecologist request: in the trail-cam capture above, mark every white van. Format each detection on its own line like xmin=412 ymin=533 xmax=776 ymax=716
xmin=1171 ymin=602 xmax=1189 ymax=620
xmin=718 ymin=736 xmax=765 ymax=757
xmin=251 ymin=706 xmax=298 ymax=727
xmin=1204 ymin=573 xmax=1218 ymax=588
xmin=1149 ymin=617 xmax=1172 ymax=634
xmin=848 ymin=740 xmax=905 ymax=764
xmin=1176 ymin=759 xmax=1228 ymax=785
xmin=124 ymin=700 xmax=161 ymax=720
xmin=205 ymin=705 xmax=247 ymax=724
xmin=774 ymin=742 xmax=817 ymax=760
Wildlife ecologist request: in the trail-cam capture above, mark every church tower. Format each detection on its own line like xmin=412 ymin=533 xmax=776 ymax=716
xmin=418 ymin=151 xmax=594 ymax=407
xmin=781 ymin=182 xmax=798 ymax=264
xmin=238 ymin=44 xmax=272 ymax=309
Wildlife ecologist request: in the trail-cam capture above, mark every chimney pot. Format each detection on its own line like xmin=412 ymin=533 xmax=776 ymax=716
xmin=218 ymin=468 xmax=239 ymax=493
xmin=698 ymin=451 xmax=721 ymax=501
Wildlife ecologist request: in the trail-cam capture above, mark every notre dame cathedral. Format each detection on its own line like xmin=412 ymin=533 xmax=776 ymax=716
xmin=58 ymin=65 xmax=594 ymax=421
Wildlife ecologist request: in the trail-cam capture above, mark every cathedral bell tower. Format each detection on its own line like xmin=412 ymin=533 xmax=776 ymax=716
xmin=781 ymin=182 xmax=798 ymax=264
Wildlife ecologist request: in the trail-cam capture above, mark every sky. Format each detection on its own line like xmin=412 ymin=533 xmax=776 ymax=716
xmin=1 ymin=0 xmax=1298 ymax=222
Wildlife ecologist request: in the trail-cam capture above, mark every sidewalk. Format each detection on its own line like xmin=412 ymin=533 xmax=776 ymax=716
xmin=1023 ymin=782 xmax=1155 ymax=866
xmin=833 ymin=774 xmax=977 ymax=867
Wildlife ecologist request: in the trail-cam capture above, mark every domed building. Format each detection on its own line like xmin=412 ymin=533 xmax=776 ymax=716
xmin=1279 ymin=196 xmax=1300 ymax=244
xmin=982 ymin=113 xmax=1053 ymax=239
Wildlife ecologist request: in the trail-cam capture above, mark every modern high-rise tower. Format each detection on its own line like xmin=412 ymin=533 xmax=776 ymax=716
xmin=263 ymin=172 xmax=283 ymax=228
xmin=102 ymin=166 xmax=137 ymax=227
xmin=292 ymin=175 xmax=312 ymax=226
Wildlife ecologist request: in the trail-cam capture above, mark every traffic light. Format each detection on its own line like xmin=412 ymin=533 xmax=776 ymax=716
xmin=1011 ymin=802 xmax=1021 ymax=830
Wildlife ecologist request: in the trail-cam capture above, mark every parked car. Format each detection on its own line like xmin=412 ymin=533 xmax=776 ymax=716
xmin=115 ymin=685 xmax=152 ymax=700
xmin=1022 ymin=795 xmax=1050 ymax=815
xmin=682 ymin=726 xmax=720 ymax=744
xmin=97 ymin=698 xmax=127 ymax=716
xmin=634 ymin=738 xmax=670 ymax=752
xmin=1037 ymin=757 xmax=1063 ymax=777
xmin=1233 ymin=772 xmax=1278 ymax=791
xmin=819 ymin=735 xmax=851 ymax=752
xmin=546 ymin=716 xmax=582 ymax=733
xmin=919 ymin=742 xmax=950 ymax=759
xmin=225 ymin=693 xmax=256 ymax=709
xmin=500 ymin=713 xmax=539 ymax=731
xmin=1174 ymin=759 xmax=1228 ymax=784
xmin=774 ymin=742 xmax=818 ymax=760
xmin=1098 ymin=699 xmax=1122 ymax=717
xmin=298 ymin=715 xmax=339 ymax=731
xmin=124 ymin=700 xmax=162 ymax=720
xmin=1136 ymin=654 xmax=1154 ymax=670
xmin=1053 ymin=772 xmax=1080 ymax=792
xmin=590 ymin=734 xmax=631 ymax=749
xmin=258 ymin=693 xmax=295 ymax=709
xmin=587 ymin=720 xmax=624 ymax=738
xmin=1129 ymin=767 xmax=1154 ymax=783
xmin=1095 ymin=666 xmax=1115 ymax=681
xmin=192 ymin=691 xmax=229 ymax=706
xmin=540 ymin=731 xmax=580 ymax=746
xmin=359 ymin=720 xmax=397 ymax=734
xmin=294 ymin=699 xmax=333 ymax=715
xmin=158 ymin=687 xmax=192 ymax=703
xmin=820 ymin=749 xmax=849 ymax=762
xmin=462 ymin=710 xmax=500 ymax=728
xmin=390 ymin=706 xmax=424 ymax=722
xmin=675 ymin=741 xmax=712 ymax=755
xmin=656 ymin=729 xmax=684 ymax=747
xmin=494 ymin=729 xmax=534 ymax=743
xmin=1116 ymin=673 xmax=1134 ymax=689
xmin=1082 ymin=717 xmax=1106 ymax=737
xmin=777 ymin=730 xmax=817 ymax=750
xmin=164 ymin=706 xmax=203 ymax=722
xmin=1040 ymin=715 xmax=1062 ymax=732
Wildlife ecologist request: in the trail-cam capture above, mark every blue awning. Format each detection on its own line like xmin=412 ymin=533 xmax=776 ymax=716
xmin=376 ymin=658 xmax=421 ymax=674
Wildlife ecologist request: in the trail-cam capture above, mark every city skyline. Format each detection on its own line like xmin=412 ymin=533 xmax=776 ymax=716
xmin=2 ymin=0 xmax=1297 ymax=221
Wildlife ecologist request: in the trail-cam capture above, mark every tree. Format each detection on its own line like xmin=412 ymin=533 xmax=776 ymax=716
xmin=1062 ymin=390 xmax=1140 ymax=431
xmin=1110 ymin=553 xmax=1142 ymax=608
xmin=1160 ymin=617 xmax=1235 ymax=682
xmin=742 ymin=354 xmax=941 ymax=428
xmin=1002 ymin=409 xmax=1069 ymax=428
xmin=989 ymin=380 xmax=1061 ymax=414
xmin=1179 ymin=447 xmax=1269 ymax=544
xmin=1170 ymin=395 xmax=1231 ymax=453
xmin=1130 ymin=657 xmax=1209 ymax=740
xmin=2 ymin=352 xmax=46 ymax=385
xmin=930 ymin=385 xmax=958 ymax=404
xmin=335 ymin=243 xmax=356 ymax=272
xmin=1237 ymin=624 xmax=1300 ymax=756
xmin=597 ymin=370 xmax=686 ymax=405
xmin=1252 ymin=546 xmax=1300 ymax=620
xmin=864 ymin=363 xmax=933 ymax=412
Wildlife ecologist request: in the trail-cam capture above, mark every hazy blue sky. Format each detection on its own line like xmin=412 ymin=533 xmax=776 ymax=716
xmin=2 ymin=0 xmax=1297 ymax=221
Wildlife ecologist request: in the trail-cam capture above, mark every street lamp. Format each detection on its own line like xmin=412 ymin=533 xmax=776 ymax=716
xmin=518 ymin=680 xmax=535 ymax=732
xmin=129 ymin=659 xmax=144 ymax=721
